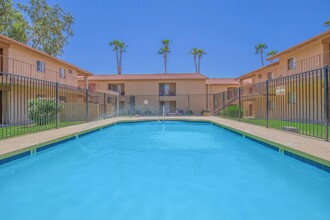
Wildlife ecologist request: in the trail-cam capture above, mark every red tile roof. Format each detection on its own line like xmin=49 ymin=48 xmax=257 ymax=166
xmin=88 ymin=73 xmax=208 ymax=81
xmin=206 ymin=78 xmax=239 ymax=85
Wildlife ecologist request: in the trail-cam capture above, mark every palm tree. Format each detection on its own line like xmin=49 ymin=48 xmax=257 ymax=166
xmin=324 ymin=18 xmax=330 ymax=27
xmin=109 ymin=40 xmax=127 ymax=74
xmin=255 ymin=43 xmax=268 ymax=67
xmin=266 ymin=50 xmax=278 ymax=63
xmin=158 ymin=39 xmax=171 ymax=73
xmin=188 ymin=48 xmax=199 ymax=73
xmin=197 ymin=49 xmax=206 ymax=73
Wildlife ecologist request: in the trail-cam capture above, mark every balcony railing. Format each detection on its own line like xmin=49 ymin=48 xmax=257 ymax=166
xmin=0 ymin=55 xmax=78 ymax=86
xmin=273 ymin=50 xmax=330 ymax=78
xmin=159 ymin=90 xmax=176 ymax=96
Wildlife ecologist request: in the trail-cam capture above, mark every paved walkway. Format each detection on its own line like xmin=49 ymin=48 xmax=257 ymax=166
xmin=0 ymin=116 xmax=329 ymax=165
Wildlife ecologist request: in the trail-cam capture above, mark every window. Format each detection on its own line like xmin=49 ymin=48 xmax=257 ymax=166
xmin=108 ymin=84 xmax=125 ymax=95
xmin=93 ymin=96 xmax=99 ymax=103
xmin=258 ymin=74 xmax=262 ymax=79
xmin=59 ymin=68 xmax=65 ymax=78
xmin=288 ymin=58 xmax=296 ymax=70
xmin=107 ymin=97 xmax=113 ymax=104
xmin=37 ymin=60 xmax=45 ymax=72
xmin=267 ymin=72 xmax=273 ymax=80
xmin=68 ymin=69 xmax=73 ymax=74
xmin=159 ymin=83 xmax=176 ymax=96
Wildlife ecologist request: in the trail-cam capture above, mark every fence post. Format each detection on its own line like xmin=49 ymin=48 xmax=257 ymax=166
xmin=188 ymin=94 xmax=190 ymax=114
xmin=266 ymin=80 xmax=269 ymax=128
xmin=213 ymin=94 xmax=216 ymax=114
xmin=85 ymin=89 xmax=89 ymax=122
xmin=238 ymin=87 xmax=241 ymax=121
xmin=324 ymin=65 xmax=329 ymax=141
xmin=55 ymin=82 xmax=59 ymax=129
xmin=103 ymin=93 xmax=106 ymax=119
xmin=222 ymin=92 xmax=225 ymax=118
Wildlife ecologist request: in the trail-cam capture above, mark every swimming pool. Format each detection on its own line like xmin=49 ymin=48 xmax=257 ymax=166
xmin=0 ymin=121 xmax=329 ymax=220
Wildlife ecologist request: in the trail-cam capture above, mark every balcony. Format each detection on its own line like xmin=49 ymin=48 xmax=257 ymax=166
xmin=108 ymin=84 xmax=125 ymax=96
xmin=159 ymin=83 xmax=176 ymax=96
xmin=0 ymin=55 xmax=78 ymax=86
xmin=273 ymin=50 xmax=330 ymax=78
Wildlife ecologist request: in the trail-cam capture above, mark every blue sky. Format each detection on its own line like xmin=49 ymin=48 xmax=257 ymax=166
xmin=15 ymin=0 xmax=330 ymax=78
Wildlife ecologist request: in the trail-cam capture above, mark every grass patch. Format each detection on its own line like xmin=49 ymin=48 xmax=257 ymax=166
xmin=0 ymin=121 xmax=85 ymax=139
xmin=241 ymin=118 xmax=329 ymax=139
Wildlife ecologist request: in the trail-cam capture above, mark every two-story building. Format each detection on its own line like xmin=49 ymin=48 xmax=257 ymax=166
xmin=80 ymin=73 xmax=208 ymax=115
xmin=80 ymin=74 xmax=240 ymax=116
xmin=0 ymin=34 xmax=94 ymax=124
xmin=238 ymin=30 xmax=330 ymax=120
xmin=240 ymin=29 xmax=330 ymax=85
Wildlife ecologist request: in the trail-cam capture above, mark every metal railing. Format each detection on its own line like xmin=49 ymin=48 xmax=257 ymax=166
xmin=0 ymin=71 xmax=219 ymax=139
xmin=0 ymin=72 xmax=118 ymax=139
xmin=215 ymin=66 xmax=330 ymax=141
xmin=0 ymin=55 xmax=79 ymax=86
xmin=272 ymin=51 xmax=330 ymax=78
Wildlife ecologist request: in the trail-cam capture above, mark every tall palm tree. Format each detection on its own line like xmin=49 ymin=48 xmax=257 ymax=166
xmin=109 ymin=40 xmax=127 ymax=74
xmin=255 ymin=43 xmax=268 ymax=67
xmin=188 ymin=48 xmax=199 ymax=73
xmin=158 ymin=39 xmax=171 ymax=73
xmin=197 ymin=49 xmax=206 ymax=74
xmin=324 ymin=18 xmax=330 ymax=27
xmin=266 ymin=50 xmax=278 ymax=63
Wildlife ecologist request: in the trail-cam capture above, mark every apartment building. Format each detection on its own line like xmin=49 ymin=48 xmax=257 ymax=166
xmin=0 ymin=34 xmax=94 ymax=124
xmin=80 ymin=73 xmax=207 ymax=115
xmin=240 ymin=29 xmax=330 ymax=84
xmin=238 ymin=30 xmax=330 ymax=120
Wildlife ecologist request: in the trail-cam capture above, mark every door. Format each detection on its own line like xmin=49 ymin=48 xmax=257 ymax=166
xmin=248 ymin=104 xmax=253 ymax=117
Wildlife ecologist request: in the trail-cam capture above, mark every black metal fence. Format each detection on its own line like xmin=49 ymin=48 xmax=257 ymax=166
xmin=0 ymin=72 xmax=118 ymax=139
xmin=215 ymin=66 xmax=330 ymax=141
xmin=0 ymin=72 xmax=218 ymax=139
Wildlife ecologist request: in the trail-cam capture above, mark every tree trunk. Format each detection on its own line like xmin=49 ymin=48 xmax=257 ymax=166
xmin=164 ymin=54 xmax=167 ymax=73
xmin=261 ymin=50 xmax=264 ymax=67
xmin=119 ymin=49 xmax=123 ymax=75
xmin=194 ymin=55 xmax=197 ymax=73
xmin=115 ymin=50 xmax=120 ymax=74
xmin=198 ymin=56 xmax=201 ymax=73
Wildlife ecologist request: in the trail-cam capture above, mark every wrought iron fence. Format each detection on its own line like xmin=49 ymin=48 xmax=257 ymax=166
xmin=0 ymin=71 xmax=218 ymax=139
xmin=0 ymin=72 xmax=118 ymax=139
xmin=215 ymin=66 xmax=330 ymax=141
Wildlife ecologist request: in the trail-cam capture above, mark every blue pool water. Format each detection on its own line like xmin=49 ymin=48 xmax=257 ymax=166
xmin=0 ymin=121 xmax=329 ymax=220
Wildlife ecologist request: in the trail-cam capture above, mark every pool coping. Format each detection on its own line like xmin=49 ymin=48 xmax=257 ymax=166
xmin=0 ymin=117 xmax=329 ymax=173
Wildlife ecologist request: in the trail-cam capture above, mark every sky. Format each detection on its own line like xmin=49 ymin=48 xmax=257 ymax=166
xmin=14 ymin=0 xmax=330 ymax=78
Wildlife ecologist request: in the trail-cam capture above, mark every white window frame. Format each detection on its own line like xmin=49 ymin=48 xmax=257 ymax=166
xmin=59 ymin=68 xmax=65 ymax=78
xmin=37 ymin=60 xmax=45 ymax=73
xmin=288 ymin=58 xmax=296 ymax=70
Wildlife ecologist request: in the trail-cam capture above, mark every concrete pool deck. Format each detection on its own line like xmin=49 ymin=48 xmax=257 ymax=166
xmin=0 ymin=116 xmax=330 ymax=167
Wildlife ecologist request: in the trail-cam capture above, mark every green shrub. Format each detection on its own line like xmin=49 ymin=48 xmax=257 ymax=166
xmin=221 ymin=105 xmax=243 ymax=118
xmin=28 ymin=98 xmax=63 ymax=125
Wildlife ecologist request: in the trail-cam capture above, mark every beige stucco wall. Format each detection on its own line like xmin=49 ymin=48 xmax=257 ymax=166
xmin=206 ymin=84 xmax=239 ymax=94
xmin=85 ymin=78 xmax=209 ymax=115
xmin=6 ymin=45 xmax=80 ymax=87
